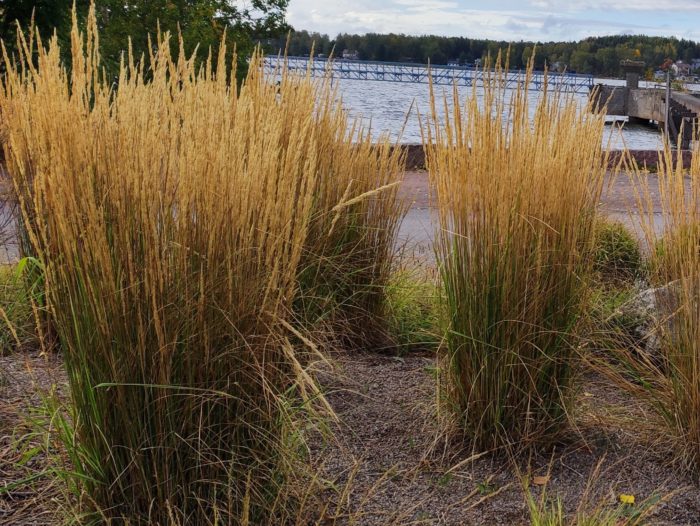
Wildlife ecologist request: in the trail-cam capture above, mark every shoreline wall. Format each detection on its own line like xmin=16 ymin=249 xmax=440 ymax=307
xmin=395 ymin=144 xmax=694 ymax=171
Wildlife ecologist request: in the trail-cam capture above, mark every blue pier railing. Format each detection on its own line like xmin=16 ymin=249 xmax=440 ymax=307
xmin=263 ymin=56 xmax=595 ymax=94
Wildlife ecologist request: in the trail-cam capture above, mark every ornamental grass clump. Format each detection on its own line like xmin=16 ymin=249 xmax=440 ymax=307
xmin=609 ymin=141 xmax=700 ymax=475
xmin=424 ymin=58 xmax=608 ymax=451
xmin=294 ymin=81 xmax=406 ymax=350
xmin=0 ymin=9 xmax=335 ymax=523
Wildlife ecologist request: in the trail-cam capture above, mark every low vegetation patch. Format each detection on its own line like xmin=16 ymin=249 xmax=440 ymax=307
xmin=384 ymin=264 xmax=441 ymax=354
xmin=593 ymin=218 xmax=643 ymax=285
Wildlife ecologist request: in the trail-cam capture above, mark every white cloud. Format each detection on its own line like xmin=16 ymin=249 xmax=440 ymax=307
xmin=286 ymin=0 xmax=698 ymax=41
xmin=528 ymin=0 xmax=700 ymax=9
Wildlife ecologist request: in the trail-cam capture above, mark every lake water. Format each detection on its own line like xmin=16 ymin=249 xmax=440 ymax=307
xmin=333 ymin=77 xmax=675 ymax=150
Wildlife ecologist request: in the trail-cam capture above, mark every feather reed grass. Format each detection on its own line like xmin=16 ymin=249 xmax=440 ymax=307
xmin=424 ymin=57 xmax=608 ymax=451
xmin=294 ymin=74 xmax=406 ymax=350
xmin=0 ymin=6 xmax=368 ymax=522
xmin=601 ymin=140 xmax=700 ymax=476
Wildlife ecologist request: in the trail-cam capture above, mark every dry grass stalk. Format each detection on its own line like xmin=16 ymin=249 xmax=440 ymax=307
xmin=0 ymin=5 xmax=368 ymax=523
xmin=294 ymin=75 xmax=407 ymax=351
xmin=424 ymin=56 xmax=608 ymax=451
xmin=606 ymin=138 xmax=700 ymax=475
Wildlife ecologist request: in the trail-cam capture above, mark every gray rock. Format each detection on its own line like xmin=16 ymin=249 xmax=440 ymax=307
xmin=613 ymin=280 xmax=683 ymax=359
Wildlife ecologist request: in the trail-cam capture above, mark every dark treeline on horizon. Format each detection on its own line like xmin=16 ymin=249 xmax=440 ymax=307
xmin=274 ymin=30 xmax=700 ymax=77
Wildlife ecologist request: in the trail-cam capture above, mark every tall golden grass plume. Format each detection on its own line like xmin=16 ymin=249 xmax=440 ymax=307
xmin=0 ymin=4 xmax=367 ymax=522
xmin=293 ymin=71 xmax=407 ymax=350
xmin=618 ymin=138 xmax=700 ymax=475
xmin=424 ymin=54 xmax=608 ymax=450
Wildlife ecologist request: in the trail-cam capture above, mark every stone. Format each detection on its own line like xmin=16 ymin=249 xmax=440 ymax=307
xmin=614 ymin=280 xmax=684 ymax=361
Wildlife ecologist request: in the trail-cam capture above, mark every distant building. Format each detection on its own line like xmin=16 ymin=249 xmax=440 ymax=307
xmin=691 ymin=58 xmax=700 ymax=72
xmin=671 ymin=60 xmax=691 ymax=78
xmin=549 ymin=61 xmax=567 ymax=73
xmin=447 ymin=59 xmax=460 ymax=67
xmin=342 ymin=49 xmax=359 ymax=60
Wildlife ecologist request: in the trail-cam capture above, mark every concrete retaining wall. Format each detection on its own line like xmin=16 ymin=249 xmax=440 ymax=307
xmin=593 ymin=85 xmax=627 ymax=115
xmin=394 ymin=144 xmax=693 ymax=171
xmin=627 ymin=89 xmax=665 ymax=122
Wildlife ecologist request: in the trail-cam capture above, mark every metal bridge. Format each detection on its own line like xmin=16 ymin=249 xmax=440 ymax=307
xmin=264 ymin=56 xmax=595 ymax=93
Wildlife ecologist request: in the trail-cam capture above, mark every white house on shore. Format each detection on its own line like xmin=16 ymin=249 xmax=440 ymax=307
xmin=671 ymin=60 xmax=692 ymax=78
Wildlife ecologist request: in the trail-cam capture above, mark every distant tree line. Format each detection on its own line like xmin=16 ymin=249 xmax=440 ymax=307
xmin=4 ymin=4 xmax=698 ymax=79
xmin=274 ymin=31 xmax=700 ymax=77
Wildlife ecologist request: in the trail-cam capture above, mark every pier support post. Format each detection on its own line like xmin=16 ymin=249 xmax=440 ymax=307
xmin=664 ymin=70 xmax=671 ymax=142
xmin=620 ymin=60 xmax=644 ymax=89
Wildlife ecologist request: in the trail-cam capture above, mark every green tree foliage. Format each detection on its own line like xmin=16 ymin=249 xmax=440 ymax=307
xmin=0 ymin=0 xmax=88 ymax=53
xmin=0 ymin=1 xmax=290 ymax=73
xmin=273 ymin=31 xmax=700 ymax=77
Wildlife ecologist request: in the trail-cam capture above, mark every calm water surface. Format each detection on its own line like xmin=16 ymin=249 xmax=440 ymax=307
xmin=334 ymin=77 xmax=674 ymax=149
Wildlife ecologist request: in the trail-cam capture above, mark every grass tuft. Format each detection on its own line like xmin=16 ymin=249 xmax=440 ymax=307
xmin=523 ymin=458 xmax=669 ymax=526
xmin=0 ymin=5 xmax=381 ymax=522
xmin=602 ymin=141 xmax=700 ymax=476
xmin=294 ymin=97 xmax=407 ymax=352
xmin=425 ymin=55 xmax=608 ymax=451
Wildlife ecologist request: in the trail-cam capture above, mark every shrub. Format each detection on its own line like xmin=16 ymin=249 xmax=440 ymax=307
xmin=0 ymin=9 xmax=339 ymax=523
xmin=586 ymin=220 xmax=645 ymax=356
xmin=424 ymin=59 xmax=608 ymax=451
xmin=592 ymin=219 xmax=643 ymax=283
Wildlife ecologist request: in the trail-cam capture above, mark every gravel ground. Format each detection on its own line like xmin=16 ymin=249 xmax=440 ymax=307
xmin=1 ymin=350 xmax=67 ymax=525
xmin=3 ymin=332 xmax=700 ymax=524
xmin=309 ymin=350 xmax=700 ymax=525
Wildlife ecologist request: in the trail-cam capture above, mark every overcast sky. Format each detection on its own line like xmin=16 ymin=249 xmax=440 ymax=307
xmin=286 ymin=0 xmax=700 ymax=42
